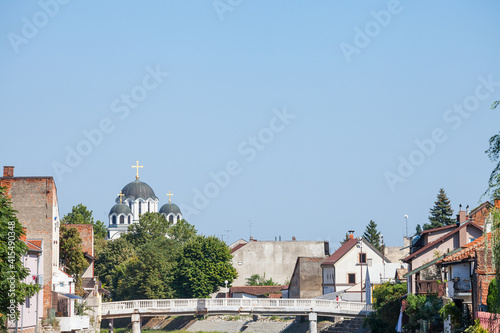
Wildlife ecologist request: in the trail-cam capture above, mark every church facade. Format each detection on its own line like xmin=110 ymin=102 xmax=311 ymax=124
xmin=108 ymin=161 xmax=182 ymax=239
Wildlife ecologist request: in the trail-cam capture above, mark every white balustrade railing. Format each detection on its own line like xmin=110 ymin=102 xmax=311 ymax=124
xmin=101 ymin=298 xmax=373 ymax=317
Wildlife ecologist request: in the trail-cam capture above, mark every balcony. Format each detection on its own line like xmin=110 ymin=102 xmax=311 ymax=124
xmin=416 ymin=280 xmax=445 ymax=296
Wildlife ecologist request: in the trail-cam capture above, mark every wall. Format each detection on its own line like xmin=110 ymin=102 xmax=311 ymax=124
xmin=71 ymin=224 xmax=94 ymax=278
xmin=288 ymin=257 xmax=325 ymax=298
xmin=1 ymin=173 xmax=60 ymax=317
xmin=231 ymin=241 xmax=328 ymax=286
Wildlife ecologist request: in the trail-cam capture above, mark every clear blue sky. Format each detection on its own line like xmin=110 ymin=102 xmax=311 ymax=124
xmin=1 ymin=1 xmax=500 ymax=249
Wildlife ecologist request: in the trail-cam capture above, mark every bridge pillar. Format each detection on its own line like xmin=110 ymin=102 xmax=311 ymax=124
xmin=309 ymin=312 xmax=317 ymax=333
xmin=131 ymin=311 xmax=141 ymax=333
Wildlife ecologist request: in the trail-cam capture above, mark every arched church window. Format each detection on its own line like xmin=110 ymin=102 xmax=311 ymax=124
xmin=112 ymin=216 xmax=116 ymax=224
xmin=139 ymin=202 xmax=142 ymax=215
xmin=128 ymin=216 xmax=131 ymax=224
xmin=178 ymin=214 xmax=181 ymax=221
xmin=129 ymin=201 xmax=132 ymax=209
xmin=120 ymin=216 xmax=124 ymax=224
xmin=148 ymin=202 xmax=150 ymax=212
xmin=169 ymin=215 xmax=173 ymax=223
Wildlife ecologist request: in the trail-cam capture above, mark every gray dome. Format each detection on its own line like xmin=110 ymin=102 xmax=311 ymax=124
xmin=159 ymin=203 xmax=181 ymax=215
xmin=117 ymin=179 xmax=158 ymax=202
xmin=109 ymin=203 xmax=132 ymax=215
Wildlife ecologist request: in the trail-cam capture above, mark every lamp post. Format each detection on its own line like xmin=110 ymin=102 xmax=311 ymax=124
xmin=225 ymin=280 xmax=228 ymax=299
xmin=404 ymin=215 xmax=408 ymax=238
xmin=357 ymin=237 xmax=363 ymax=303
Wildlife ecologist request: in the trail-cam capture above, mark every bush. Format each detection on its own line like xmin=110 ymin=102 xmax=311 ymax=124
xmin=487 ymin=278 xmax=500 ymax=313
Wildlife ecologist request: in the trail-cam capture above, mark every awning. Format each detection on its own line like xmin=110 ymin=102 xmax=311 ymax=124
xmin=60 ymin=293 xmax=83 ymax=300
xmin=403 ymin=247 xmax=462 ymax=278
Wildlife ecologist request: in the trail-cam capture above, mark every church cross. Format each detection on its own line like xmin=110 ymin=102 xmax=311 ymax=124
xmin=132 ymin=160 xmax=143 ymax=179
xmin=167 ymin=191 xmax=173 ymax=203
xmin=118 ymin=191 xmax=125 ymax=203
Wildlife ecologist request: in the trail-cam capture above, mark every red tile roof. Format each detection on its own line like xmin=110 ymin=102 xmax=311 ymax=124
xmin=439 ymin=233 xmax=491 ymax=264
xmin=322 ymin=238 xmax=357 ymax=266
xmin=230 ymin=285 xmax=286 ymax=296
xmin=231 ymin=243 xmax=247 ymax=253
xmin=403 ymin=221 xmax=483 ymax=262
xmin=27 ymin=240 xmax=42 ymax=252
xmin=420 ymin=224 xmax=456 ymax=235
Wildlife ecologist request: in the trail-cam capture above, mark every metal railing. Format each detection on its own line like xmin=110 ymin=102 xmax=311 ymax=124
xmin=101 ymin=298 xmax=373 ymax=318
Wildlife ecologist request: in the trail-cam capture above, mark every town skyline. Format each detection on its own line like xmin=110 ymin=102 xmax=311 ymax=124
xmin=2 ymin=1 xmax=500 ymax=248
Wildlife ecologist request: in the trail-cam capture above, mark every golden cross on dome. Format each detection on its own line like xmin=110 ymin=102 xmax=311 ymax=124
xmin=132 ymin=160 xmax=143 ymax=179
xmin=167 ymin=191 xmax=173 ymax=203
xmin=118 ymin=191 xmax=125 ymax=203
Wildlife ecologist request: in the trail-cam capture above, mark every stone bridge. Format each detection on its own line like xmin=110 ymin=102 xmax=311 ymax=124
xmin=101 ymin=298 xmax=373 ymax=333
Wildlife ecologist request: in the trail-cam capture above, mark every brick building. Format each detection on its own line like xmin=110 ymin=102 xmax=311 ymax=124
xmin=0 ymin=166 xmax=61 ymax=318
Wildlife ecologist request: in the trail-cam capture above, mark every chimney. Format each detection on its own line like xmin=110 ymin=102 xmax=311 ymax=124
xmin=457 ymin=204 xmax=467 ymax=224
xmin=3 ymin=166 xmax=14 ymax=177
xmin=495 ymin=199 xmax=500 ymax=210
xmin=348 ymin=230 xmax=355 ymax=239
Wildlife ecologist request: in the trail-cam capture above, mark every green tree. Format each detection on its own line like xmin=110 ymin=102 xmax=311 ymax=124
xmin=168 ymin=218 xmax=197 ymax=244
xmin=0 ymin=187 xmax=40 ymax=330
xmin=114 ymin=238 xmax=176 ymax=300
xmin=363 ymin=220 xmax=382 ymax=252
xmin=339 ymin=233 xmax=351 ymax=246
xmin=61 ymin=204 xmax=107 ymax=240
xmin=125 ymin=212 xmax=173 ymax=247
xmin=59 ymin=224 xmax=87 ymax=287
xmin=245 ymin=273 xmax=278 ymax=286
xmin=415 ymin=224 xmax=423 ymax=234
xmin=485 ymin=100 xmax=500 ymax=198
xmin=423 ymin=188 xmax=454 ymax=230
xmin=174 ymin=235 xmax=238 ymax=298
xmin=404 ymin=294 xmax=443 ymax=331
xmin=363 ymin=282 xmax=407 ymax=333
xmin=94 ymin=237 xmax=136 ymax=299
xmin=487 ymin=278 xmax=500 ymax=313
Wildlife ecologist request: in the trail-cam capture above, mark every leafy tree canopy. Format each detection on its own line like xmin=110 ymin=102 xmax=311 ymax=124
xmin=364 ymin=282 xmax=407 ymax=333
xmin=124 ymin=212 xmax=173 ymax=246
xmin=404 ymin=294 xmax=442 ymax=331
xmin=485 ymin=100 xmax=500 ymax=199
xmin=363 ymin=220 xmax=382 ymax=252
xmin=173 ymin=235 xmax=237 ymax=298
xmin=59 ymin=224 xmax=88 ymax=287
xmin=61 ymin=203 xmax=107 ymax=240
xmin=0 ymin=187 xmax=40 ymax=329
xmin=423 ymin=188 xmax=454 ymax=230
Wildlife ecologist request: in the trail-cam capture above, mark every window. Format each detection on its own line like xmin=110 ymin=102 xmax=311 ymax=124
xmin=120 ymin=216 xmax=125 ymax=224
xmin=26 ymin=297 xmax=30 ymax=308
xmin=169 ymin=215 xmax=174 ymax=223
xmin=128 ymin=216 xmax=131 ymax=224
xmin=348 ymin=273 xmax=356 ymax=284
xmin=112 ymin=216 xmax=116 ymax=224
xmin=359 ymin=253 xmax=367 ymax=264
xmin=148 ymin=202 xmax=150 ymax=212
xmin=139 ymin=203 xmax=142 ymax=215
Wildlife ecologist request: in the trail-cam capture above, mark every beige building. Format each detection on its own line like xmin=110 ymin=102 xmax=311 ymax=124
xmin=229 ymin=238 xmax=329 ymax=286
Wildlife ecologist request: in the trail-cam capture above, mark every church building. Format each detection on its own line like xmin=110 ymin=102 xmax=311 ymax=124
xmin=108 ymin=161 xmax=182 ymax=239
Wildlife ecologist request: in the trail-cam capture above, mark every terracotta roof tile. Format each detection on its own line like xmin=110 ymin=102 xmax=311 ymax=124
xmin=439 ymin=233 xmax=490 ymax=264
xmin=230 ymin=285 xmax=285 ymax=296
xmin=231 ymin=243 xmax=246 ymax=253
xmin=403 ymin=221 xmax=483 ymax=262
xmin=27 ymin=240 xmax=42 ymax=252
xmin=420 ymin=224 xmax=457 ymax=235
xmin=322 ymin=238 xmax=357 ymax=265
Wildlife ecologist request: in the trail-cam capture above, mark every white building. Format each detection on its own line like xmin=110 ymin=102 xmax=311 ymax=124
xmin=321 ymin=235 xmax=405 ymax=300
xmin=108 ymin=163 xmax=182 ymax=239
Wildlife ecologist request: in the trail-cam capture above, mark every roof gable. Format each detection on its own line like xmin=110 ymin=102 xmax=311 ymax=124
xmin=322 ymin=238 xmax=357 ymax=265
xmin=404 ymin=221 xmax=482 ymax=262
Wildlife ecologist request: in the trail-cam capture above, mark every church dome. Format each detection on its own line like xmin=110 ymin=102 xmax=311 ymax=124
xmin=118 ymin=179 xmax=158 ymax=202
xmin=109 ymin=203 xmax=132 ymax=215
xmin=159 ymin=203 xmax=181 ymax=215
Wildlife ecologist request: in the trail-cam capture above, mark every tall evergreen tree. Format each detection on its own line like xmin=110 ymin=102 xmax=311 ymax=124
xmin=339 ymin=232 xmax=351 ymax=246
xmin=423 ymin=188 xmax=454 ymax=230
xmin=363 ymin=220 xmax=382 ymax=252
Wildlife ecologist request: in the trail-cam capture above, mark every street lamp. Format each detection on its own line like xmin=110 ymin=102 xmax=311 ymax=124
xmin=225 ymin=280 xmax=228 ymax=299
xmin=404 ymin=215 xmax=408 ymax=238
xmin=357 ymin=237 xmax=363 ymax=303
